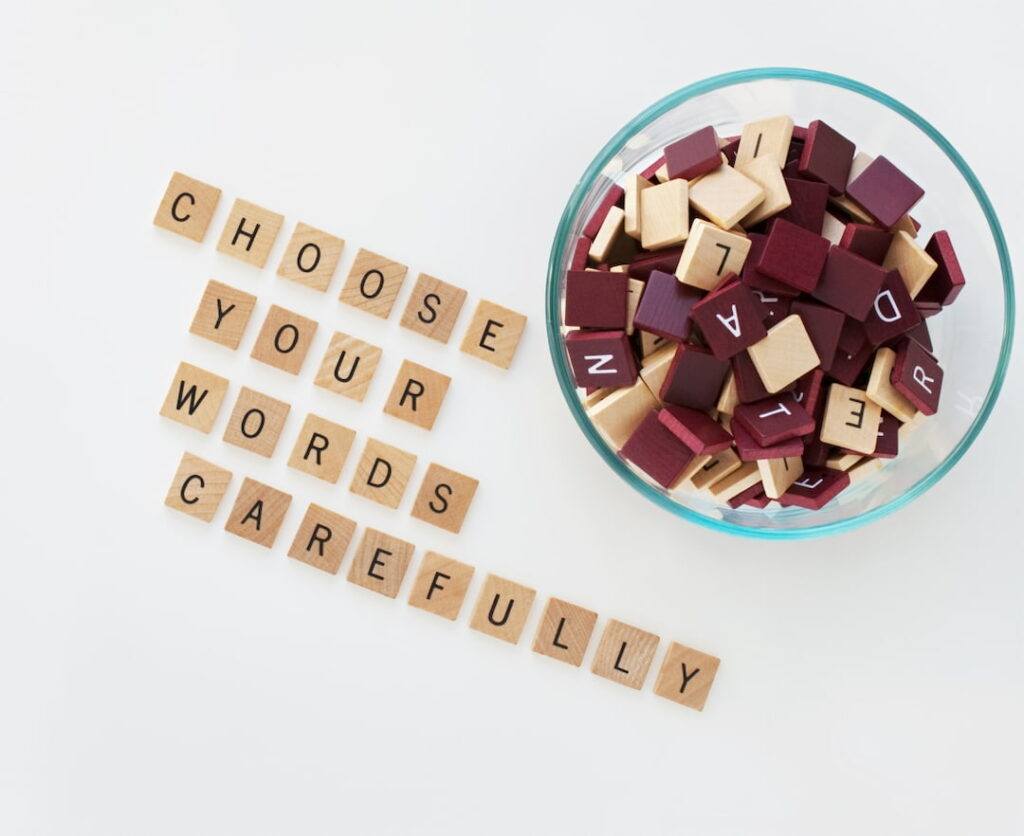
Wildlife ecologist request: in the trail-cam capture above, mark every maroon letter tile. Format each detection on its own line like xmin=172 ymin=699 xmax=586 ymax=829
xmin=620 ymin=410 xmax=696 ymax=488
xmin=845 ymin=156 xmax=924 ymax=229
xmin=756 ymin=218 xmax=830 ymax=293
xmin=689 ymin=280 xmax=768 ymax=360
xmin=565 ymin=330 xmax=638 ymax=388
xmin=657 ymin=405 xmax=733 ymax=455
xmin=891 ymin=338 xmax=943 ymax=415
xmin=797 ymin=120 xmax=856 ymax=195
xmin=664 ymin=126 xmax=722 ymax=180
xmin=811 ymin=245 xmax=888 ymax=321
xmin=917 ymin=231 xmax=966 ymax=307
xmin=631 ymin=270 xmax=703 ymax=341
xmin=733 ymin=393 xmax=815 ymax=446
xmin=863 ymin=270 xmax=922 ymax=346
xmin=564 ymin=270 xmax=629 ymax=329
xmin=660 ymin=343 xmax=730 ymax=411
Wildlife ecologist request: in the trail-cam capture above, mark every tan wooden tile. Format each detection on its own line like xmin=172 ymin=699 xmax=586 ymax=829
xmin=708 ymin=460 xmax=762 ymax=502
xmin=224 ymin=477 xmax=292 ymax=548
xmin=588 ymin=205 xmax=626 ymax=263
xmin=675 ymin=219 xmax=752 ymax=291
xmin=849 ymin=456 xmax=885 ymax=484
xmin=346 ymin=527 xmax=415 ymax=598
xmin=892 ymin=214 xmax=919 ymax=238
xmin=459 ymin=300 xmax=527 ymax=370
xmin=189 ymin=280 xmax=257 ymax=350
xmin=286 ymin=413 xmax=356 ymax=483
xmin=654 ymin=162 xmax=670 ymax=183
xmin=653 ymin=641 xmax=721 ymax=711
xmin=338 ymin=248 xmax=408 ymax=319
xmin=826 ymin=451 xmax=863 ymax=471
xmin=738 ymin=156 xmax=792 ymax=225
xmin=382 ymin=360 xmax=451 ymax=431
xmin=159 ymin=361 xmax=229 ymax=433
xmin=624 ymin=173 xmax=653 ymax=240
xmin=287 ymin=503 xmax=357 ymax=575
xmin=348 ymin=437 xmax=417 ymax=509
xmin=690 ymin=447 xmax=742 ymax=490
xmin=640 ymin=179 xmax=689 ymax=250
xmin=216 ymin=198 xmax=284 ymax=268
xmin=532 ymin=597 xmax=598 ymax=667
xmin=164 ymin=451 xmax=232 ymax=522
xmin=399 ymin=273 xmax=468 ymax=343
xmin=866 ymin=347 xmax=917 ymax=423
xmin=249 ymin=304 xmax=319 ymax=375
xmin=152 ymin=171 xmax=221 ymax=242
xmin=410 ymin=463 xmax=479 ymax=534
xmin=820 ymin=383 xmax=882 ymax=454
xmin=640 ymin=330 xmax=670 ymax=357
xmin=669 ymin=453 xmax=713 ymax=491
xmin=407 ymin=552 xmax=475 ymax=621
xmin=747 ymin=314 xmax=820 ymax=393
xmin=469 ymin=574 xmax=537 ymax=645
xmin=276 ymin=222 xmax=345 ymax=292
xmin=757 ymin=456 xmax=804 ymax=499
xmin=883 ymin=230 xmax=937 ymax=298
xmin=821 ymin=212 xmax=846 ymax=245
xmin=716 ymin=370 xmax=740 ymax=415
xmin=638 ymin=343 xmax=676 ymax=401
xmin=222 ymin=386 xmax=291 ymax=458
xmin=587 ymin=378 xmax=659 ymax=448
xmin=688 ymin=165 xmax=765 ymax=230
xmin=625 ymin=278 xmax=645 ymax=335
xmin=314 ymin=331 xmax=383 ymax=402
xmin=591 ymin=619 xmax=659 ymax=690
xmin=735 ymin=115 xmax=795 ymax=169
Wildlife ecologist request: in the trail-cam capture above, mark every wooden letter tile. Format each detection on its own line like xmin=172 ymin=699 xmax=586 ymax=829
xmin=153 ymin=171 xmax=221 ymax=242
xmin=865 ymin=347 xmax=917 ymax=423
xmin=469 ymin=574 xmax=537 ymax=645
xmin=348 ymin=437 xmax=417 ymax=509
xmin=459 ymin=300 xmax=528 ymax=370
xmin=653 ymin=641 xmax=721 ymax=711
xmin=640 ymin=179 xmax=689 ymax=250
xmin=164 ymin=451 xmax=232 ymax=522
xmin=407 ymin=552 xmax=475 ymax=621
xmin=346 ymin=527 xmax=415 ymax=598
xmin=688 ymin=165 xmax=765 ymax=230
xmin=276 ymin=222 xmax=345 ymax=292
xmin=690 ymin=448 xmax=742 ymax=490
xmin=882 ymin=230 xmax=937 ymax=299
xmin=757 ymin=456 xmax=804 ymax=499
xmin=216 ymin=198 xmax=284 ymax=268
xmin=382 ymin=360 xmax=451 ymax=431
xmin=287 ymin=503 xmax=357 ymax=575
xmin=532 ymin=597 xmax=598 ymax=667
xmin=738 ymin=156 xmax=792 ymax=225
xmin=314 ymin=331 xmax=383 ymax=402
xmin=410 ymin=463 xmax=479 ymax=534
xmin=338 ymin=248 xmax=409 ymax=319
xmin=591 ymin=619 xmax=659 ymax=690
xmin=675 ymin=219 xmax=752 ymax=291
xmin=286 ymin=413 xmax=356 ymax=483
xmin=159 ymin=361 xmax=229 ymax=433
xmin=224 ymin=477 xmax=292 ymax=548
xmin=707 ymin=460 xmax=762 ymax=501
xmin=735 ymin=115 xmax=795 ymax=169
xmin=399 ymin=273 xmax=468 ymax=343
xmin=587 ymin=379 xmax=659 ymax=448
xmin=222 ymin=387 xmax=291 ymax=458
xmin=820 ymin=383 xmax=882 ymax=454
xmin=623 ymin=173 xmax=653 ymax=239
xmin=588 ymin=205 xmax=627 ymax=263
xmin=189 ymin=279 xmax=257 ymax=350
xmin=249 ymin=304 xmax=318 ymax=375
xmin=747 ymin=314 xmax=820 ymax=394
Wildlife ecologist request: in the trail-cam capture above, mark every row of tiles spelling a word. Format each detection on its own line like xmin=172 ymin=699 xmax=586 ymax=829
xmin=166 ymin=450 xmax=720 ymax=712
xmin=154 ymin=173 xmax=527 ymax=369
xmin=160 ymin=363 xmax=477 ymax=534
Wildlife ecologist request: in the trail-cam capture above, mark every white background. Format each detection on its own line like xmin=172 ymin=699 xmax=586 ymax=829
xmin=2 ymin=2 xmax=1022 ymax=833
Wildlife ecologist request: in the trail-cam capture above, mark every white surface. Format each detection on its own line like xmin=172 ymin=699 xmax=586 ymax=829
xmin=1 ymin=2 xmax=1022 ymax=833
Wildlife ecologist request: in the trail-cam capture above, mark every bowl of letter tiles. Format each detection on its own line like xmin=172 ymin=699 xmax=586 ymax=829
xmin=545 ymin=68 xmax=1014 ymax=539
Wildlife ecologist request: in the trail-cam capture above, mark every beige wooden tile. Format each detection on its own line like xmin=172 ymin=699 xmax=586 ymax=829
xmin=653 ymin=641 xmax=721 ymax=711
xmin=708 ymin=460 xmax=762 ymax=502
xmin=638 ymin=344 xmax=676 ymax=400
xmin=716 ymin=370 xmax=740 ymax=415
xmin=189 ymin=280 xmax=257 ymax=350
xmin=249 ymin=304 xmax=318 ymax=375
xmin=399 ymin=273 xmax=468 ymax=343
xmin=640 ymin=179 xmax=689 ymax=250
xmin=216 ymin=198 xmax=284 ymax=268
xmin=624 ymin=173 xmax=653 ymax=240
xmin=532 ymin=597 xmax=598 ymax=667
xmin=820 ymin=383 xmax=882 ymax=454
xmin=849 ymin=456 xmax=885 ymax=484
xmin=892 ymin=214 xmax=919 ymax=238
xmin=826 ymin=451 xmax=863 ymax=471
xmin=410 ymin=463 xmax=479 ymax=534
xmin=346 ymin=527 xmax=415 ymax=598
xmin=153 ymin=171 xmax=221 ymax=242
xmin=469 ymin=574 xmax=537 ymax=645
xmin=276 ymin=222 xmax=345 ymax=292
xmin=222 ymin=387 xmax=291 ymax=458
xmin=382 ymin=360 xmax=451 ymax=431
xmin=866 ymin=347 xmax=917 ymax=423
xmin=407 ymin=552 xmax=475 ymax=621
xmin=688 ymin=165 xmax=765 ymax=230
xmin=459 ymin=300 xmax=527 ymax=370
xmin=587 ymin=378 xmax=659 ymax=448
xmin=821 ymin=212 xmax=846 ymax=245
xmin=883 ymin=230 xmax=937 ymax=298
xmin=675 ymin=219 xmax=752 ymax=291
xmin=287 ymin=503 xmax=357 ymax=575
xmin=348 ymin=437 xmax=417 ymax=509
xmin=654 ymin=162 xmax=670 ymax=183
xmin=591 ymin=619 xmax=659 ymax=690
xmin=338 ymin=248 xmax=409 ymax=319
xmin=738 ymin=156 xmax=792 ymax=225
xmin=224 ymin=477 xmax=292 ymax=548
xmin=314 ymin=331 xmax=383 ymax=402
xmin=286 ymin=413 xmax=356 ymax=483
xmin=625 ymin=278 xmax=645 ymax=335
xmin=757 ymin=456 xmax=804 ymax=499
xmin=747 ymin=314 xmax=820 ymax=394
xmin=735 ymin=115 xmax=795 ymax=169
xmin=159 ymin=361 xmax=229 ymax=433
xmin=640 ymin=330 xmax=670 ymax=357
xmin=164 ymin=451 xmax=232 ymax=522
xmin=588 ymin=205 xmax=626 ymax=263
xmin=690 ymin=447 xmax=742 ymax=490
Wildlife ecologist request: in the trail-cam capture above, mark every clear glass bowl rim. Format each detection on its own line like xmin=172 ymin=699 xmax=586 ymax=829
xmin=545 ymin=66 xmax=1016 ymax=540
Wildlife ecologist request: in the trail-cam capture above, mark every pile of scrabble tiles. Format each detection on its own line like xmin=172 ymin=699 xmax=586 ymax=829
xmin=562 ymin=117 xmax=963 ymax=510
xmin=155 ymin=172 xmax=720 ymax=712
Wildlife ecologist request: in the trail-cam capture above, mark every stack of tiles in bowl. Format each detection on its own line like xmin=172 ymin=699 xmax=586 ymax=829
xmin=564 ymin=116 xmax=965 ymax=510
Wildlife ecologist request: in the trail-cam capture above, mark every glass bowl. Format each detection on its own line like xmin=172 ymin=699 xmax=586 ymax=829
xmin=545 ymin=67 xmax=1015 ymax=539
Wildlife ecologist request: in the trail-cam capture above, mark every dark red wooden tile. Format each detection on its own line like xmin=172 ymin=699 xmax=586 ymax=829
xmin=733 ymin=393 xmax=815 ymax=446
xmin=802 ymin=437 xmax=832 ymax=469
xmin=564 ymin=270 xmax=629 ymax=329
xmin=742 ymin=490 xmax=772 ymax=509
xmin=891 ymin=338 xmax=943 ymax=415
xmin=732 ymin=349 xmax=772 ymax=403
xmin=721 ymin=137 xmax=740 ymax=166
xmin=664 ymin=126 xmax=722 ymax=180
xmin=732 ymin=421 xmax=804 ymax=461
xmin=792 ymin=369 xmax=826 ymax=418
xmin=863 ymin=270 xmax=922 ymax=346
xmin=839 ymin=223 xmax=891 ymax=264
xmin=917 ymin=231 xmax=966 ymax=306
xmin=827 ymin=341 xmax=874 ymax=386
xmin=756 ymin=218 xmax=830 ymax=293
xmin=630 ymin=270 xmax=702 ymax=341
xmin=728 ymin=483 xmax=768 ymax=509
xmin=582 ymin=185 xmax=625 ymax=239
xmin=778 ymin=468 xmax=850 ymax=509
xmin=791 ymin=125 xmax=808 ymax=142
xmin=690 ymin=280 xmax=768 ymax=360
xmin=776 ymin=177 xmax=830 ymax=233
xmin=797 ymin=120 xmax=856 ymax=195
xmin=811 ymin=245 xmax=888 ymax=320
xmin=900 ymin=318 xmax=933 ymax=353
xmin=626 ymin=246 xmax=684 ymax=280
xmin=874 ymin=411 xmax=900 ymax=458
xmin=620 ymin=410 xmax=696 ymax=488
xmin=845 ymin=156 xmax=924 ymax=229
xmin=570 ymin=236 xmax=591 ymax=270
xmin=565 ymin=329 xmax=638 ymax=388
xmin=640 ymin=157 xmax=665 ymax=180
xmin=789 ymin=300 xmax=844 ymax=370
xmin=657 ymin=405 xmax=733 ymax=455
xmin=660 ymin=343 xmax=730 ymax=411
